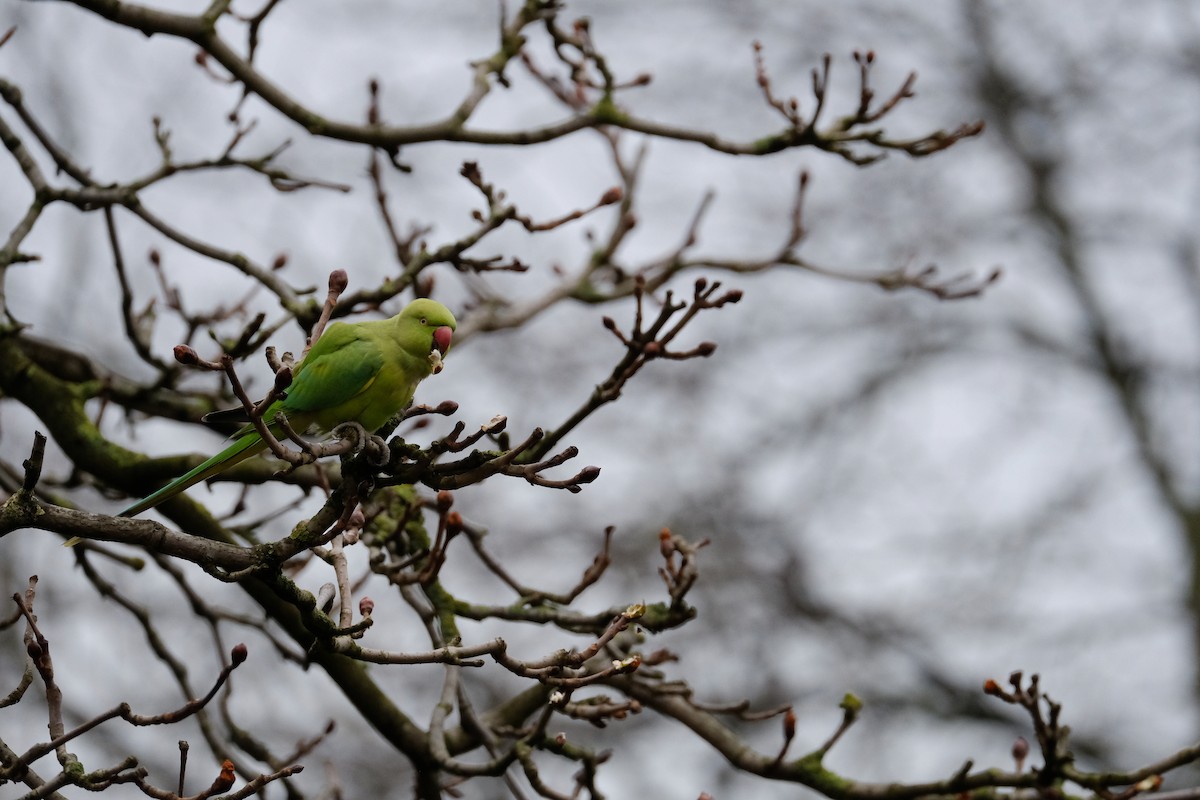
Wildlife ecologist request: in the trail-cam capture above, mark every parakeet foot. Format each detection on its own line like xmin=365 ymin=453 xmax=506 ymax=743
xmin=332 ymin=422 xmax=390 ymax=466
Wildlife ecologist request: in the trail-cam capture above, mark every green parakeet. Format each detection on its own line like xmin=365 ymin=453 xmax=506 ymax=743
xmin=75 ymin=298 xmax=456 ymax=534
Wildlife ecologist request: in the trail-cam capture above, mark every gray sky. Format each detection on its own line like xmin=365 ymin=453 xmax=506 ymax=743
xmin=2 ymin=1 xmax=1199 ymax=797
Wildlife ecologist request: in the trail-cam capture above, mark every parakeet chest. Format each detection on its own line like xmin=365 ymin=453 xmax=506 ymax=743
xmin=309 ymin=353 xmax=425 ymax=433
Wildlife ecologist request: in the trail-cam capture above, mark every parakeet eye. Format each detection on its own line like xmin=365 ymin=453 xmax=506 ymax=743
xmin=420 ymin=317 xmax=428 ymax=325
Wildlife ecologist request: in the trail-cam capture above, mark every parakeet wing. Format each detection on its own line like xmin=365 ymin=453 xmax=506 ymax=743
xmin=281 ymin=324 xmax=385 ymax=412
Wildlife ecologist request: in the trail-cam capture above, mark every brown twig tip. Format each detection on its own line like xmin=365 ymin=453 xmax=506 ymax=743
xmin=328 ymin=268 xmax=349 ymax=294
xmin=21 ymin=431 xmax=47 ymax=492
xmin=577 ymin=466 xmax=601 ymax=483
xmin=695 ymin=342 xmax=717 ymax=357
xmin=436 ymin=490 xmax=454 ymax=511
xmin=271 ymin=252 xmax=288 ymax=270
xmin=1012 ymin=736 xmax=1029 ymax=772
xmin=230 ymin=643 xmax=248 ymax=666
xmin=599 ymin=187 xmax=623 ymax=205
xmin=173 ymin=344 xmax=199 ymax=365
xmin=273 ymin=365 xmax=293 ymax=393
xmin=983 ymin=678 xmax=1003 ymax=696
xmin=659 ymin=528 xmax=673 ymax=557
xmin=208 ymin=759 xmax=237 ymax=795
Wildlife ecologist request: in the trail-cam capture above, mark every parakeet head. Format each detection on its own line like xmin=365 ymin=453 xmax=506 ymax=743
xmin=398 ymin=298 xmax=457 ymax=373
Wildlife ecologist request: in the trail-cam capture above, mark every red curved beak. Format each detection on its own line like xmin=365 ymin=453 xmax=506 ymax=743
xmin=433 ymin=326 xmax=453 ymax=355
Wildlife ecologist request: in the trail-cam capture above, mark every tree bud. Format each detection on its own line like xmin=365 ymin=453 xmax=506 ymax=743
xmin=173 ymin=344 xmax=199 ymax=366
xmin=230 ymin=643 xmax=248 ymax=666
xmin=1012 ymin=736 xmax=1028 ymax=767
xmin=210 ymin=760 xmax=236 ymax=794
xmin=328 ymin=269 xmax=349 ymax=294
xmin=273 ymin=365 xmax=294 ymax=393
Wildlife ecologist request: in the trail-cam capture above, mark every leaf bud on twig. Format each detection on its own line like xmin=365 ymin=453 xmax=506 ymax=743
xmin=436 ymin=490 xmax=454 ymax=512
xmin=1012 ymin=736 xmax=1028 ymax=772
xmin=209 ymin=760 xmax=236 ymax=795
xmin=273 ymin=365 xmax=293 ymax=393
xmin=359 ymin=597 xmax=375 ymax=617
xmin=839 ymin=692 xmax=863 ymax=719
xmin=599 ymin=187 xmax=623 ymax=205
xmin=230 ymin=642 xmax=248 ymax=666
xmin=173 ymin=344 xmax=199 ymax=366
xmin=328 ymin=268 xmax=349 ymax=294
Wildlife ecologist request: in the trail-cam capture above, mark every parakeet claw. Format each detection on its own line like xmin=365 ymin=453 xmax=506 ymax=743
xmin=365 ymin=434 xmax=390 ymax=466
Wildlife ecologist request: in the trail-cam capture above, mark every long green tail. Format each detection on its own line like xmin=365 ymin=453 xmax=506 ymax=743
xmin=120 ymin=433 xmax=267 ymax=518
xmin=63 ymin=434 xmax=266 ymax=546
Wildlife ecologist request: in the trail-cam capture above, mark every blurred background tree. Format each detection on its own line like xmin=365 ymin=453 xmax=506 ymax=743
xmin=2 ymin=1 xmax=1200 ymax=798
